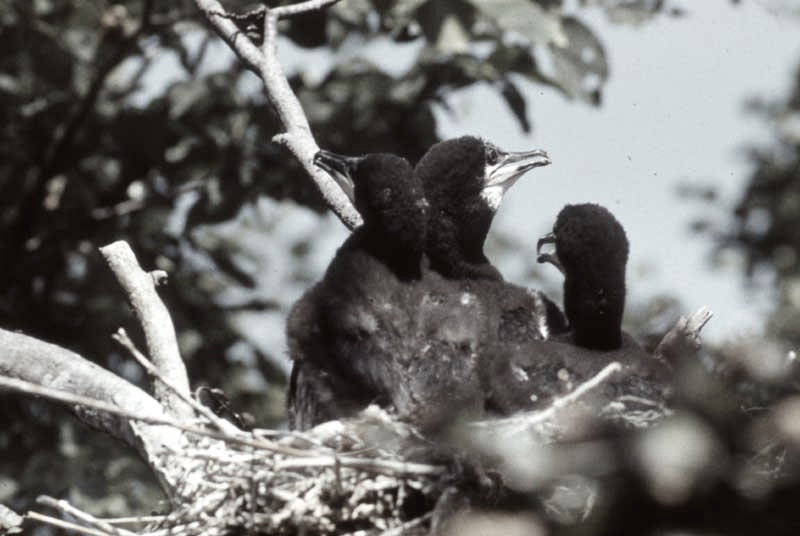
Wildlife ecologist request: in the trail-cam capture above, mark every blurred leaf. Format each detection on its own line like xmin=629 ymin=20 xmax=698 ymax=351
xmin=415 ymin=0 xmax=476 ymax=47
xmin=549 ymin=16 xmax=608 ymax=104
xmin=588 ymin=0 xmax=666 ymax=26
xmin=469 ymin=0 xmax=567 ymax=46
xmin=284 ymin=8 xmax=329 ymax=48
xmin=436 ymin=14 xmax=470 ymax=53
xmin=499 ymin=78 xmax=531 ymax=132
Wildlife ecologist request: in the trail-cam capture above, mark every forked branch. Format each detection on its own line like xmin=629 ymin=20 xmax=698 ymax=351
xmin=193 ymin=0 xmax=362 ymax=229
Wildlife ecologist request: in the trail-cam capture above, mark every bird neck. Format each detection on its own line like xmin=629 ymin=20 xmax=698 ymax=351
xmin=564 ymin=275 xmax=625 ymax=351
xmin=358 ymin=226 xmax=424 ymax=281
xmin=426 ymin=207 xmax=501 ymax=280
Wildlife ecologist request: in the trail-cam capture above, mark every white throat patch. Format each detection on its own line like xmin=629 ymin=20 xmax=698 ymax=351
xmin=480 ymin=185 xmax=505 ymax=211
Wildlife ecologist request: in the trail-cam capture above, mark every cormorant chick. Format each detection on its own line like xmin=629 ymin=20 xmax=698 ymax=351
xmin=415 ymin=136 xmax=550 ymax=280
xmin=415 ymin=136 xmax=567 ymax=342
xmin=287 ymin=151 xmax=427 ymax=430
xmin=485 ymin=204 xmax=670 ymax=415
xmin=287 ymin=150 xmax=485 ymax=431
xmin=538 ymin=203 xmax=629 ymax=350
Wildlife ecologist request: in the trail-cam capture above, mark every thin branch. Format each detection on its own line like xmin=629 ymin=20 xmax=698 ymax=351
xmin=193 ymin=0 xmax=362 ymax=229
xmin=92 ymin=515 xmax=167 ymax=526
xmin=36 ymin=496 xmax=138 ymax=536
xmin=113 ymin=327 xmax=240 ymax=435
xmin=470 ymin=362 xmax=624 ymax=432
xmin=273 ymin=455 xmax=444 ymax=476
xmin=25 ymin=511 xmax=115 ymax=536
xmin=99 ymin=241 xmax=193 ymax=419
xmin=271 ymin=0 xmax=340 ymax=18
xmin=0 ymin=376 xmax=185 ymax=433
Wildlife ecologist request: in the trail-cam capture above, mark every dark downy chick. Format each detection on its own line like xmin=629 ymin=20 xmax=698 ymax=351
xmin=415 ymin=136 xmax=550 ymax=280
xmin=415 ymin=136 xmax=567 ymax=342
xmin=539 ymin=203 xmax=629 ymax=350
xmin=486 ymin=204 xmax=671 ymax=415
xmin=287 ymin=151 xmax=426 ymax=430
xmin=287 ymin=151 xmax=484 ymax=431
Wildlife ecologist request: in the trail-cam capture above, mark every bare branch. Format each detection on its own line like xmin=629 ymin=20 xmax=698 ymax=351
xmin=99 ymin=241 xmax=193 ymax=419
xmin=193 ymin=0 xmax=362 ymax=229
xmin=25 ymin=512 xmax=114 ymax=536
xmin=654 ymin=306 xmax=713 ymax=364
xmin=113 ymin=328 xmax=240 ymax=435
xmin=470 ymin=361 xmax=624 ymax=435
xmin=36 ymin=496 xmax=138 ymax=536
xmin=271 ymin=0 xmax=340 ymax=19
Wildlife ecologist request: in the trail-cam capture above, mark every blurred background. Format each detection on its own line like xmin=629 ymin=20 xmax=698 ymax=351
xmin=2 ymin=0 xmax=800 ymax=528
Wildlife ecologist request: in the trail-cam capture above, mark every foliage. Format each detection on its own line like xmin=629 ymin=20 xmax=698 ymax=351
xmin=722 ymin=61 xmax=800 ymax=344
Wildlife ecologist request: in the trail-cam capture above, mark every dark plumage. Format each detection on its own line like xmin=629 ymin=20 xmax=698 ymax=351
xmin=415 ymin=136 xmax=567 ymax=342
xmin=287 ymin=151 xmax=425 ymax=429
xmin=486 ymin=204 xmax=671 ymax=415
xmin=416 ymin=136 xmax=550 ymax=281
xmin=539 ymin=203 xmax=629 ymax=350
xmin=287 ymin=151 xmax=484 ymax=430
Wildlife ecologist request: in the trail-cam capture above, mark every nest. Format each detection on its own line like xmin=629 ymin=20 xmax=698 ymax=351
xmin=13 ymin=359 xmax=676 ymax=536
xmin=147 ymin=412 xmax=454 ymax=536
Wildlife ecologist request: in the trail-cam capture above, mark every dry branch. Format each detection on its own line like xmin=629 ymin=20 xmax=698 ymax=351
xmin=193 ymin=0 xmax=362 ymax=229
xmin=100 ymin=241 xmax=193 ymax=419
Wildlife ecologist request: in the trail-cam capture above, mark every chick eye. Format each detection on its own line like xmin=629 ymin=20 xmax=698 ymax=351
xmin=486 ymin=147 xmax=499 ymax=166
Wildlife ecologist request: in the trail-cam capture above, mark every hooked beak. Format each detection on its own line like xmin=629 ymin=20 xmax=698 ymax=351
xmin=481 ymin=147 xmax=551 ymax=210
xmin=536 ymin=232 xmax=564 ymax=275
xmin=313 ymin=150 xmax=359 ymax=202
xmin=485 ymin=147 xmax=551 ymax=191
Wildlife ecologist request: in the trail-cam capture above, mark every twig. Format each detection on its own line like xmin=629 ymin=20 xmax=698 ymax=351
xmin=25 ymin=511 xmax=115 ymax=536
xmin=194 ymin=0 xmax=362 ymax=229
xmin=271 ymin=0 xmax=340 ymax=18
xmin=548 ymin=362 xmax=622 ymax=413
xmin=470 ymin=362 xmax=623 ymax=432
xmin=274 ymin=455 xmax=444 ymax=476
xmin=93 ymin=515 xmax=167 ymax=526
xmin=112 ymin=328 xmax=240 ymax=435
xmin=99 ymin=241 xmax=193 ymax=419
xmin=36 ymin=496 xmax=138 ymax=536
